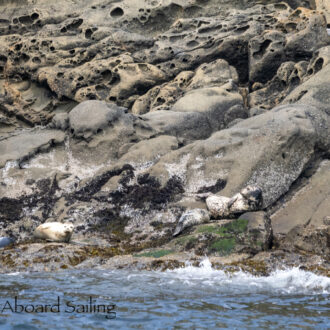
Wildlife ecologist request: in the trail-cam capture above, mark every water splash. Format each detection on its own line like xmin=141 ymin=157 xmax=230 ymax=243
xmin=163 ymin=258 xmax=330 ymax=295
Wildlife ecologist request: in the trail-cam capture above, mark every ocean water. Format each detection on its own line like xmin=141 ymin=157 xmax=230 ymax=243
xmin=0 ymin=259 xmax=329 ymax=329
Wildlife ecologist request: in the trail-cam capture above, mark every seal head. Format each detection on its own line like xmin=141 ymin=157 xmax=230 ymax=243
xmin=240 ymin=185 xmax=263 ymax=208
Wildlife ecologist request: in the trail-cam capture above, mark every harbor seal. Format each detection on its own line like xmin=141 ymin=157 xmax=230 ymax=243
xmin=34 ymin=222 xmax=74 ymax=243
xmin=206 ymin=185 xmax=262 ymax=218
xmin=172 ymin=186 xmax=263 ymax=237
xmin=173 ymin=209 xmax=210 ymax=237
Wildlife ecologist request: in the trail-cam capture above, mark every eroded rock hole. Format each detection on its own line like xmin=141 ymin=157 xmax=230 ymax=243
xmin=69 ymin=18 xmax=83 ymax=29
xmin=235 ymin=25 xmax=249 ymax=33
xmin=85 ymin=28 xmax=93 ymax=39
xmin=274 ymin=3 xmax=288 ymax=10
xmin=19 ymin=15 xmax=33 ymax=25
xmin=253 ymin=39 xmax=272 ymax=58
xmin=110 ymin=7 xmax=124 ymax=17
xmin=21 ymin=53 xmax=30 ymax=62
xmin=186 ymin=40 xmax=199 ymax=47
xmin=314 ymin=58 xmax=324 ymax=73
xmin=31 ymin=13 xmax=39 ymax=21
xmin=101 ymin=69 xmax=112 ymax=80
xmin=32 ymin=57 xmax=41 ymax=63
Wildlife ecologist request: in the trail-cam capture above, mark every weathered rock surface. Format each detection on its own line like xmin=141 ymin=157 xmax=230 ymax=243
xmin=271 ymin=160 xmax=330 ymax=235
xmin=0 ymin=0 xmax=329 ymax=274
xmin=147 ymin=103 xmax=330 ymax=206
xmin=0 ymin=128 xmax=65 ymax=167
xmin=315 ymin=0 xmax=330 ymax=23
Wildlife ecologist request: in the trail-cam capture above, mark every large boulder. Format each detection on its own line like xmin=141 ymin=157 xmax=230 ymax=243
xmin=68 ymin=100 xmax=129 ymax=138
xmin=142 ymin=82 xmax=246 ymax=142
xmin=271 ymin=160 xmax=330 ymax=235
xmin=147 ymin=103 xmax=330 ymax=207
xmin=238 ymin=211 xmax=273 ymax=251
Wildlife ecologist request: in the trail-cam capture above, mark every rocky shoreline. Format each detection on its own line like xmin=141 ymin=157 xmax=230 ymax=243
xmin=0 ymin=0 xmax=329 ymax=276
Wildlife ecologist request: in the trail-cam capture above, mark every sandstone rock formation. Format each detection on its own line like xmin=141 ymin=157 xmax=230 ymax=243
xmin=0 ymin=0 xmax=329 ymax=273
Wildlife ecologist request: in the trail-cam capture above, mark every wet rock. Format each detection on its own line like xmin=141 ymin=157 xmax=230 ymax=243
xmin=280 ymin=224 xmax=330 ymax=256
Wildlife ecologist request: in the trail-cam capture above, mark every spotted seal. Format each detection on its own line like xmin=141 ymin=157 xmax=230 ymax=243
xmin=173 ymin=186 xmax=263 ymax=236
xmin=173 ymin=209 xmax=210 ymax=236
xmin=206 ymin=185 xmax=263 ymax=218
xmin=34 ymin=222 xmax=74 ymax=243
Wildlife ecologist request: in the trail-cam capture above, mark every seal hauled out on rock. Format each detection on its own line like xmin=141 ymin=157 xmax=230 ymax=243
xmin=173 ymin=209 xmax=210 ymax=236
xmin=173 ymin=186 xmax=263 ymax=236
xmin=34 ymin=222 xmax=74 ymax=243
xmin=206 ymin=185 xmax=263 ymax=218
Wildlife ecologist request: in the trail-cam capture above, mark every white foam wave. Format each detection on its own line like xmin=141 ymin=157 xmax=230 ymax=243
xmin=163 ymin=258 xmax=330 ymax=295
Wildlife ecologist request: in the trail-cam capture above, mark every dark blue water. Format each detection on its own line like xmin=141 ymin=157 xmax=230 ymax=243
xmin=0 ymin=260 xmax=329 ymax=329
